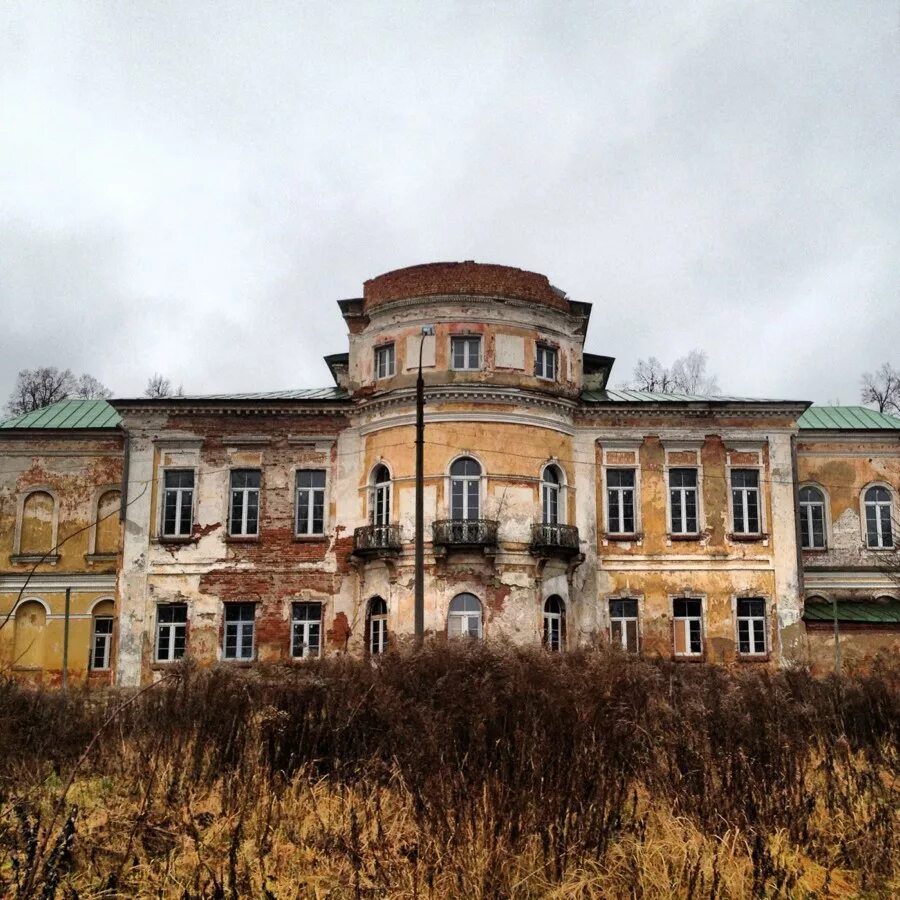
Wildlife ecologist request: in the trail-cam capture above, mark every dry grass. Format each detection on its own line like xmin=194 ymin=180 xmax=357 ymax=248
xmin=0 ymin=642 xmax=897 ymax=898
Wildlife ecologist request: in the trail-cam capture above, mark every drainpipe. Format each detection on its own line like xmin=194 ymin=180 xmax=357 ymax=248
xmin=62 ymin=587 xmax=71 ymax=689
xmin=790 ymin=431 xmax=806 ymax=665
xmin=832 ymin=597 xmax=841 ymax=675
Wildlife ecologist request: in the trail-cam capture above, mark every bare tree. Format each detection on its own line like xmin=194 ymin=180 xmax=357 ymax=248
xmin=145 ymin=373 xmax=184 ymax=398
xmin=625 ymin=349 xmax=720 ymax=396
xmin=5 ymin=366 xmax=111 ymax=416
xmin=860 ymin=363 xmax=900 ymax=414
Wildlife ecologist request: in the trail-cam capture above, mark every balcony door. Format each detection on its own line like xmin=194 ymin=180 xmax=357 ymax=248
xmin=450 ymin=457 xmax=481 ymax=521
xmin=371 ymin=465 xmax=391 ymax=527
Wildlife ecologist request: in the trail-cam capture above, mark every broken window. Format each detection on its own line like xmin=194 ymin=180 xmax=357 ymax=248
xmin=155 ymin=603 xmax=187 ymax=662
xmin=368 ymin=596 xmax=388 ymax=655
xmin=296 ymin=470 xmax=326 ymax=535
xmin=606 ymin=469 xmax=636 ymax=534
xmin=448 ymin=592 xmax=482 ymax=638
xmin=673 ymin=598 xmax=703 ymax=656
xmin=609 ymin=598 xmax=639 ymax=652
xmin=535 ymin=343 xmax=558 ymax=380
xmin=543 ymin=595 xmax=565 ymax=651
xmin=864 ymin=486 xmax=894 ymax=549
xmin=292 ymin=602 xmax=322 ymax=658
xmin=450 ymin=336 xmax=481 ymax=370
xmin=223 ymin=603 xmax=255 ymax=661
xmin=730 ymin=469 xmax=760 ymax=535
xmin=736 ymin=598 xmax=767 ymax=655
xmin=669 ymin=468 xmax=698 ymax=535
xmin=229 ymin=469 xmax=260 ymax=537
xmin=374 ymin=343 xmax=395 ymax=379
xmin=162 ymin=470 xmax=194 ymax=538
xmin=450 ymin=457 xmax=481 ymax=521
xmin=798 ymin=486 xmax=826 ymax=549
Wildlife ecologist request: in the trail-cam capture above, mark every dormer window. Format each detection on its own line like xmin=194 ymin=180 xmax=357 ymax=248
xmin=374 ymin=343 xmax=395 ymax=379
xmin=535 ymin=343 xmax=558 ymax=380
xmin=451 ymin=336 xmax=481 ymax=371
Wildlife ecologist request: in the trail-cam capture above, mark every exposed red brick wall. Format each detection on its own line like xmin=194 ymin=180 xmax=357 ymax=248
xmin=363 ymin=262 xmax=570 ymax=312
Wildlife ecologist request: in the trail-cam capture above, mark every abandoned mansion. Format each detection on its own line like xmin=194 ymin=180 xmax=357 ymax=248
xmin=1 ymin=262 xmax=898 ymax=686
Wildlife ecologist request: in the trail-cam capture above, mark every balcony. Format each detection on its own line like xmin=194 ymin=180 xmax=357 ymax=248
xmin=432 ymin=518 xmax=499 ymax=552
xmin=353 ymin=524 xmax=402 ymax=558
xmin=530 ymin=523 xmax=581 ymax=558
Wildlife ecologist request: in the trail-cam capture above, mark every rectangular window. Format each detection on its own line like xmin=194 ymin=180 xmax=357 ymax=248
xmin=155 ymin=603 xmax=187 ymax=662
xmin=374 ymin=343 xmax=395 ymax=379
xmin=292 ymin=602 xmax=322 ymax=658
xmin=736 ymin=598 xmax=767 ymax=655
xmin=229 ymin=469 xmax=260 ymax=536
xmin=162 ymin=469 xmax=194 ymax=537
xmin=296 ymin=470 xmax=326 ymax=535
xmin=673 ymin=598 xmax=703 ymax=656
xmin=535 ymin=343 xmax=558 ymax=380
xmin=607 ymin=469 xmax=636 ymax=534
xmin=731 ymin=469 xmax=760 ymax=535
xmin=223 ymin=603 xmax=255 ymax=661
xmin=450 ymin=336 xmax=481 ymax=370
xmin=609 ymin=599 xmax=639 ymax=652
xmin=90 ymin=617 xmax=113 ymax=671
xmin=669 ymin=468 xmax=699 ymax=535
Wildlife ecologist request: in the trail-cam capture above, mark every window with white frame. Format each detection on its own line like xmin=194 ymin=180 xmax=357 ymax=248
xmin=223 ymin=603 xmax=255 ymax=661
xmin=730 ymin=469 xmax=760 ymax=535
xmin=229 ymin=469 xmax=260 ymax=537
xmin=450 ymin=336 xmax=481 ymax=370
xmin=673 ymin=598 xmax=703 ymax=656
xmin=448 ymin=592 xmax=482 ymax=638
xmin=864 ymin=486 xmax=894 ymax=548
xmin=162 ymin=469 xmax=194 ymax=537
xmin=155 ymin=603 xmax=187 ymax=662
xmin=541 ymin=465 xmax=562 ymax=525
xmin=450 ymin=457 xmax=481 ymax=520
xmin=798 ymin=486 xmax=827 ymax=550
xmin=374 ymin=343 xmax=395 ymax=379
xmin=296 ymin=470 xmax=326 ymax=535
xmin=736 ymin=598 xmax=767 ymax=655
xmin=606 ymin=469 xmax=636 ymax=534
xmin=368 ymin=596 xmax=388 ymax=655
xmin=370 ymin=465 xmax=391 ymax=526
xmin=535 ymin=343 xmax=558 ymax=380
xmin=292 ymin=602 xmax=322 ymax=658
xmin=609 ymin=599 xmax=639 ymax=653
xmin=669 ymin=468 xmax=698 ymax=535
xmin=90 ymin=616 xmax=113 ymax=671
xmin=543 ymin=595 xmax=565 ymax=651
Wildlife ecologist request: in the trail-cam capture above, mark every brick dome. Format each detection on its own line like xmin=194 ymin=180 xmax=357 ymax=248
xmin=362 ymin=262 xmax=570 ymax=312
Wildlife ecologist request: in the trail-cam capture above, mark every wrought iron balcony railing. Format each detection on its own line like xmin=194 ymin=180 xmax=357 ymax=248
xmin=432 ymin=518 xmax=499 ymax=549
xmin=530 ymin=523 xmax=581 ymax=557
xmin=353 ymin=524 xmax=402 ymax=556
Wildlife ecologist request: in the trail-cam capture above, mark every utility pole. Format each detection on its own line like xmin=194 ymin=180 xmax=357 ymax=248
xmin=415 ymin=325 xmax=434 ymax=642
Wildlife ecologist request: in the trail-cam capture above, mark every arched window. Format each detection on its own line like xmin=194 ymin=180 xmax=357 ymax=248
xmin=20 ymin=491 xmax=55 ymax=556
xmin=864 ymin=486 xmax=894 ymax=549
xmin=95 ymin=490 xmax=121 ymax=555
xmin=368 ymin=596 xmax=388 ymax=655
xmin=450 ymin=458 xmax=481 ymax=521
xmin=543 ymin=595 xmax=565 ymax=651
xmin=541 ymin=465 xmax=563 ymax=525
xmin=448 ymin=592 xmax=482 ymax=638
xmin=13 ymin=600 xmax=47 ymax=671
xmin=90 ymin=599 xmax=115 ymax=671
xmin=798 ymin=486 xmax=826 ymax=550
xmin=370 ymin=465 xmax=391 ymax=527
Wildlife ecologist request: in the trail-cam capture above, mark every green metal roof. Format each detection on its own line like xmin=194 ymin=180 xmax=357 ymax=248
xmin=0 ymin=399 xmax=121 ymax=430
xmin=183 ymin=387 xmax=350 ymax=401
xmin=804 ymin=599 xmax=900 ymax=624
xmin=581 ymin=389 xmax=794 ymax=404
xmin=797 ymin=405 xmax=900 ymax=431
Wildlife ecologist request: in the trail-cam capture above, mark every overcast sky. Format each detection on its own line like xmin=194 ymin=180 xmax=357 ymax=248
xmin=1 ymin=1 xmax=898 ymax=405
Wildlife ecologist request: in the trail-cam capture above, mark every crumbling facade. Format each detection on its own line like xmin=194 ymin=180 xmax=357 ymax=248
xmin=1 ymin=262 xmax=897 ymax=685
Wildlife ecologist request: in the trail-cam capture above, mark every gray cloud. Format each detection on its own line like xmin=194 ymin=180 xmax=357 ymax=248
xmin=1 ymin=1 xmax=897 ymax=404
